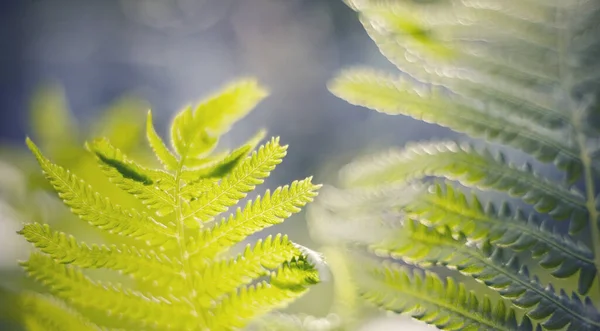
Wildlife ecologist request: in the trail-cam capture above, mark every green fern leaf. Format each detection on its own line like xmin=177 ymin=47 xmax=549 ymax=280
xmin=370 ymin=221 xmax=600 ymax=330
xmin=26 ymin=138 xmax=175 ymax=246
xmin=190 ymin=177 xmax=320 ymax=261
xmin=19 ymin=78 xmax=322 ymax=331
xmin=182 ymin=137 xmax=288 ymax=226
xmin=405 ymin=182 xmax=597 ymax=294
xmin=87 ymin=138 xmax=176 ymax=216
xmin=360 ymin=262 xmax=536 ymax=331
xmin=194 ymin=234 xmax=302 ymax=306
xmin=181 ymin=129 xmax=266 ymax=181
xmin=329 ymin=69 xmax=586 ymax=179
xmin=19 ymin=292 xmax=99 ymax=331
xmin=209 ymin=259 xmax=318 ymax=331
xmin=21 ymin=252 xmax=196 ymax=330
xmin=170 ymin=79 xmax=268 ymax=162
xmin=19 ymin=223 xmax=182 ymax=289
xmin=146 ymin=110 xmax=179 ymax=171
xmin=339 ymin=141 xmax=588 ymax=226
xmin=353 ymin=3 xmax=568 ymax=129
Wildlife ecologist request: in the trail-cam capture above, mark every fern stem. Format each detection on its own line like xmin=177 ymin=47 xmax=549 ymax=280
xmin=575 ymin=124 xmax=600 ymax=292
xmin=174 ymin=160 xmax=200 ymax=319
xmin=558 ymin=2 xmax=600 ymax=295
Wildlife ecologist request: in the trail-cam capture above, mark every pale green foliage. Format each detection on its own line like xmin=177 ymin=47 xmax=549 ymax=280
xmin=361 ymin=262 xmax=535 ymax=331
xmin=0 ymin=84 xmax=151 ymax=231
xmin=18 ymin=79 xmax=323 ymax=330
xmin=19 ymin=292 xmax=99 ymax=331
xmin=318 ymin=0 xmax=600 ymax=330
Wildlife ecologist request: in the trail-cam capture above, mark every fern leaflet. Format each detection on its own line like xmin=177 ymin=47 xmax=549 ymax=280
xmin=360 ymin=263 xmax=536 ymax=331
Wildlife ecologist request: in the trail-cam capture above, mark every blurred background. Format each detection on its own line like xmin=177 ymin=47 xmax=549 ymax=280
xmin=0 ymin=0 xmax=453 ymax=329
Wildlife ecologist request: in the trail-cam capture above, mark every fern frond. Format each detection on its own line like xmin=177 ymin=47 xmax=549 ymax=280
xmin=209 ymin=260 xmax=318 ymax=331
xmin=181 ymin=129 xmax=266 ymax=181
xmin=19 ymin=223 xmax=182 ymax=288
xmin=405 ymin=182 xmax=596 ymax=294
xmin=20 ymin=78 xmax=322 ymax=331
xmin=170 ymin=79 xmax=268 ymax=161
xmin=340 ymin=140 xmax=588 ymax=212
xmin=360 ymin=263 xmax=535 ymax=331
xmin=190 ymin=178 xmax=320 ymax=261
xmin=21 ymin=253 xmax=198 ymax=330
xmin=329 ymin=69 xmax=586 ymax=179
xmin=182 ymin=137 xmax=288 ymax=226
xmin=195 ymin=234 xmax=302 ymax=306
xmin=26 ymin=138 xmax=175 ymax=246
xmin=354 ymin=4 xmax=568 ymax=123
xmin=327 ymin=1 xmax=600 ymax=330
xmin=19 ymin=292 xmax=99 ymax=331
xmin=146 ymin=110 xmax=178 ymax=171
xmin=371 ymin=221 xmax=600 ymax=330
xmin=87 ymin=138 xmax=176 ymax=216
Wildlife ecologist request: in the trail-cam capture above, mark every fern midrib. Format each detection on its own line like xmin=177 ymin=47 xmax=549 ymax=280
xmin=557 ymin=2 xmax=600 ymax=294
xmin=418 ymin=195 xmax=594 ymax=265
xmin=366 ymin=281 xmax=510 ymax=331
xmin=174 ymin=158 xmax=200 ymax=319
xmin=408 ymin=234 xmax=600 ymax=327
xmin=574 ymin=120 xmax=600 ymax=291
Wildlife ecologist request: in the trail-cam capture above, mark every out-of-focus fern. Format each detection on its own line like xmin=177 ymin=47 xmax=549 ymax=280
xmin=317 ymin=0 xmax=600 ymax=330
xmin=17 ymin=79 xmax=323 ymax=330
xmin=0 ymin=84 xmax=151 ymax=233
xmin=0 ymin=85 xmax=153 ymax=329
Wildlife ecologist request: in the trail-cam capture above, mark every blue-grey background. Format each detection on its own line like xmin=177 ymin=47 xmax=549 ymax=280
xmin=0 ymin=0 xmax=450 ymax=252
xmin=0 ymin=0 xmax=443 ymax=155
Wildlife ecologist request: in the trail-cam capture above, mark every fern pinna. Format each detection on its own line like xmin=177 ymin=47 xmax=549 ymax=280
xmin=316 ymin=0 xmax=600 ymax=330
xmin=17 ymin=79 xmax=322 ymax=331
